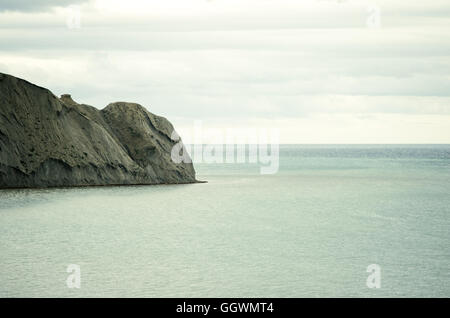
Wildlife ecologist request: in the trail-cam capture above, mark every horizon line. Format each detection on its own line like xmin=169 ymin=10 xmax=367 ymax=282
xmin=184 ymin=143 xmax=450 ymax=145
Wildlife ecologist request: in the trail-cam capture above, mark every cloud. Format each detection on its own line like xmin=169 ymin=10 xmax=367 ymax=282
xmin=0 ymin=0 xmax=449 ymax=142
xmin=0 ymin=0 xmax=89 ymax=12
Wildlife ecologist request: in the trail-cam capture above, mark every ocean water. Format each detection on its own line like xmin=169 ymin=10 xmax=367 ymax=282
xmin=0 ymin=145 xmax=449 ymax=297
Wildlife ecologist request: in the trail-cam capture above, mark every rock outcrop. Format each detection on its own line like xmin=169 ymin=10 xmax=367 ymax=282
xmin=0 ymin=72 xmax=197 ymax=188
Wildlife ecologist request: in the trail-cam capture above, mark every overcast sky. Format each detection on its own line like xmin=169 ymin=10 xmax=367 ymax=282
xmin=1 ymin=0 xmax=449 ymax=143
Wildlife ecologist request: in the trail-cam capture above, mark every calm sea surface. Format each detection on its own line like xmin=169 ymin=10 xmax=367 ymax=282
xmin=1 ymin=145 xmax=449 ymax=297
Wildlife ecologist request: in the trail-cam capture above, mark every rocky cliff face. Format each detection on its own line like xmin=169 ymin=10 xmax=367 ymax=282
xmin=0 ymin=72 xmax=196 ymax=188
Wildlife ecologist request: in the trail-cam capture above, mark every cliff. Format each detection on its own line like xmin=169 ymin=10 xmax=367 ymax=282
xmin=0 ymin=72 xmax=196 ymax=188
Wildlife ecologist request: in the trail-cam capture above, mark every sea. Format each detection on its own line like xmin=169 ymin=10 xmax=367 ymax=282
xmin=0 ymin=145 xmax=449 ymax=297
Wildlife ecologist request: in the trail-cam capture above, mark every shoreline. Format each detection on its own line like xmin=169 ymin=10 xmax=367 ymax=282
xmin=0 ymin=180 xmax=207 ymax=191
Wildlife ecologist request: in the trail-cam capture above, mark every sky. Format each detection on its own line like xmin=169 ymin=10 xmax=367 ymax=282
xmin=0 ymin=0 xmax=449 ymax=143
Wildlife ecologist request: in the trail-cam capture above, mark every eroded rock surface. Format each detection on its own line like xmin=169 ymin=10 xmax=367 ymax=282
xmin=0 ymin=72 xmax=196 ymax=188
